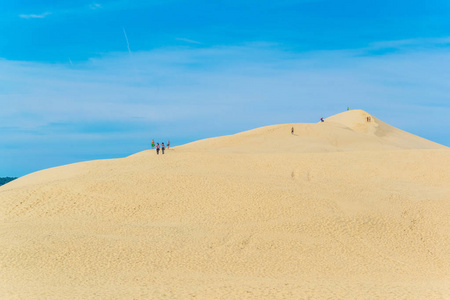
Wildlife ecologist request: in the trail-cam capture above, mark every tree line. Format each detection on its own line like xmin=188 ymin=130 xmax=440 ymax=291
xmin=0 ymin=177 xmax=17 ymax=186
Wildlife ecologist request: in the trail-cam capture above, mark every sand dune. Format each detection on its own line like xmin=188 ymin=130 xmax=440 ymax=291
xmin=1 ymin=110 xmax=449 ymax=299
xmin=182 ymin=109 xmax=445 ymax=153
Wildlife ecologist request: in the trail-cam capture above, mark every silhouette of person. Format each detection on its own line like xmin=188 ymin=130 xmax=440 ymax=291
xmin=156 ymin=143 xmax=160 ymax=154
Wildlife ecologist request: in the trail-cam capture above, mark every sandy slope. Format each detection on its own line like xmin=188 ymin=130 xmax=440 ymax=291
xmin=1 ymin=110 xmax=449 ymax=299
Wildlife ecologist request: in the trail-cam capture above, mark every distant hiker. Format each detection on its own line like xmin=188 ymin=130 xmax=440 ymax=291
xmin=320 ymin=117 xmax=324 ymax=122
xmin=156 ymin=143 xmax=160 ymax=155
xmin=368 ymin=116 xmax=372 ymax=122
xmin=167 ymin=140 xmax=170 ymax=149
xmin=291 ymin=127 xmax=294 ymax=134
xmin=347 ymin=107 xmax=349 ymax=111
xmin=161 ymin=142 xmax=165 ymax=154
xmin=151 ymin=139 xmax=155 ymax=149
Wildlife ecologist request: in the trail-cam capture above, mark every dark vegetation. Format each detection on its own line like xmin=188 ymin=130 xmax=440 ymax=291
xmin=0 ymin=177 xmax=17 ymax=186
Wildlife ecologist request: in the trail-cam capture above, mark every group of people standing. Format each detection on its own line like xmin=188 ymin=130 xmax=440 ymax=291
xmin=151 ymin=140 xmax=170 ymax=155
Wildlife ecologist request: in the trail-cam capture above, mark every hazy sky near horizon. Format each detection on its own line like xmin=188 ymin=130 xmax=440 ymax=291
xmin=1 ymin=0 xmax=450 ymax=176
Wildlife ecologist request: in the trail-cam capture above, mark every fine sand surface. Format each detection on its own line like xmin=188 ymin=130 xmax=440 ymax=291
xmin=1 ymin=110 xmax=449 ymax=299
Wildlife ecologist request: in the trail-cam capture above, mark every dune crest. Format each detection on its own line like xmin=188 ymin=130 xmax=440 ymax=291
xmin=181 ymin=109 xmax=445 ymax=153
xmin=1 ymin=110 xmax=449 ymax=299
xmin=325 ymin=109 xmax=378 ymax=133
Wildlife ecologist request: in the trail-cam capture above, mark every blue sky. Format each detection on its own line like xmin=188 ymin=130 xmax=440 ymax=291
xmin=1 ymin=0 xmax=450 ymax=177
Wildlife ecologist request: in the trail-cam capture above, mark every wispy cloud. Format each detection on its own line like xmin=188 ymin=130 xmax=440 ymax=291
xmin=19 ymin=12 xmax=51 ymax=19
xmin=89 ymin=3 xmax=102 ymax=10
xmin=123 ymin=28 xmax=132 ymax=54
xmin=18 ymin=3 xmax=102 ymax=20
xmin=176 ymin=37 xmax=202 ymax=44
xmin=368 ymin=37 xmax=450 ymax=49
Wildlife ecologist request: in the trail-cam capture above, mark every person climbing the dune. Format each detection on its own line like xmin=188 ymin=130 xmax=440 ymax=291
xmin=291 ymin=127 xmax=294 ymax=134
xmin=167 ymin=140 xmax=170 ymax=149
xmin=151 ymin=139 xmax=155 ymax=149
xmin=161 ymin=142 xmax=165 ymax=154
xmin=320 ymin=117 xmax=324 ymax=122
xmin=156 ymin=143 xmax=160 ymax=155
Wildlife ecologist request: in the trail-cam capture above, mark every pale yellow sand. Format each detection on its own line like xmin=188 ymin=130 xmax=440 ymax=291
xmin=1 ymin=110 xmax=449 ymax=299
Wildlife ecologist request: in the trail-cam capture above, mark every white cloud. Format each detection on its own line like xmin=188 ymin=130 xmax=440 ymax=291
xmin=18 ymin=3 xmax=102 ymax=19
xmin=363 ymin=37 xmax=450 ymax=54
xmin=19 ymin=12 xmax=51 ymax=19
xmin=2 ymin=44 xmax=450 ymax=128
xmin=175 ymin=38 xmax=202 ymax=44
xmin=89 ymin=3 xmax=102 ymax=10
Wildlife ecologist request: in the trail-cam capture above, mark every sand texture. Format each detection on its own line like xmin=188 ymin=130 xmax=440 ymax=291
xmin=1 ymin=110 xmax=449 ymax=299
